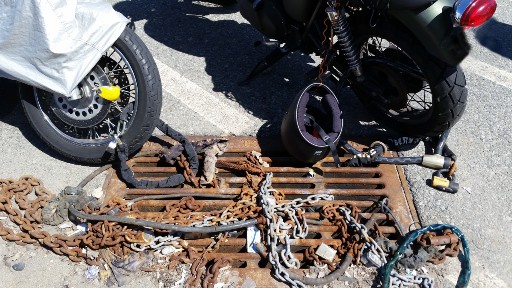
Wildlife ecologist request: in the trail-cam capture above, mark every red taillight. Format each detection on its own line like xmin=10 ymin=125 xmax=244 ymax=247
xmin=458 ymin=0 xmax=497 ymax=27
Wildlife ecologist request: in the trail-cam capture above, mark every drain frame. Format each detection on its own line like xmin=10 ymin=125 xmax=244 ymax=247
xmin=102 ymin=136 xmax=420 ymax=285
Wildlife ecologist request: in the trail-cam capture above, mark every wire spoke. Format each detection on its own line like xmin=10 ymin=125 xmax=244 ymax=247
xmin=360 ymin=36 xmax=433 ymax=121
xmin=37 ymin=46 xmax=138 ymax=142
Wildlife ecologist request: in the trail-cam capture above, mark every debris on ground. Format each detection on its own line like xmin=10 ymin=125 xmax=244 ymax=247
xmin=85 ymin=265 xmax=100 ymax=280
xmin=11 ymin=261 xmax=25 ymax=271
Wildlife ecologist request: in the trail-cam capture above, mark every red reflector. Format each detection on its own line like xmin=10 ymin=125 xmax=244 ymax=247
xmin=460 ymin=0 xmax=497 ymax=27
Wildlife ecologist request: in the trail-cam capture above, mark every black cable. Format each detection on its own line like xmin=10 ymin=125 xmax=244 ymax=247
xmin=117 ymin=119 xmax=199 ymax=189
xmin=359 ymin=197 xmax=405 ymax=236
xmin=435 ymin=129 xmax=451 ymax=155
xmin=339 ymin=139 xmax=361 ymax=155
xmin=287 ymin=253 xmax=354 ymax=285
xmin=379 ymin=204 xmax=405 ymax=236
xmin=443 ymin=144 xmax=457 ymax=161
xmin=340 ymin=140 xmax=423 ymax=167
xmin=374 ymin=156 xmax=423 ymax=166
xmin=69 ymin=206 xmax=257 ymax=233
xmin=77 ymin=149 xmax=166 ymax=189
xmin=78 ymin=164 xmax=112 ymax=188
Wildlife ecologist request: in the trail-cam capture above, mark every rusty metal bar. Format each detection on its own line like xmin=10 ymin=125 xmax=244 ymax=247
xmin=185 ymin=238 xmax=342 ymax=247
xmin=423 ymin=234 xmax=460 ymax=246
xmin=131 ymin=165 xmax=382 ymax=175
xmin=125 ymin=188 xmax=390 ymax=196
xmin=134 ymin=199 xmax=378 ymax=208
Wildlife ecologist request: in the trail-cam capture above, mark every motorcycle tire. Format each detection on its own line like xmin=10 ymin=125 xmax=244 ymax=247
xmin=20 ymin=27 xmax=162 ymax=164
xmin=347 ymin=16 xmax=467 ymax=137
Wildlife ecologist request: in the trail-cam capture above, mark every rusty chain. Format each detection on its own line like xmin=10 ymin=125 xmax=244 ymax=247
xmin=216 ymin=151 xmax=265 ymax=177
xmin=130 ymin=158 xmax=267 ymax=228
xmin=0 ymin=154 xmax=257 ymax=286
xmin=418 ymin=229 xmax=461 ymax=264
xmin=177 ymin=154 xmax=199 ymax=188
xmin=0 ymin=176 xmax=144 ymax=265
xmin=0 ymin=148 xmax=459 ymax=288
xmin=320 ymin=203 xmax=388 ymax=266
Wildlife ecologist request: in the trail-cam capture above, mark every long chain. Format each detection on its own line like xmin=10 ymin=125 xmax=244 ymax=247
xmin=259 ymin=172 xmax=334 ymax=288
xmin=0 ymin=177 xmax=142 ymax=264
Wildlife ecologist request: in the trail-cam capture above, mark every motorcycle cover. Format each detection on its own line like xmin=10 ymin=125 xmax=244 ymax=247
xmin=0 ymin=0 xmax=129 ymax=96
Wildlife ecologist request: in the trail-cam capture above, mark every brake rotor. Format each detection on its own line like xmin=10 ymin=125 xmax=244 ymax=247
xmin=364 ymin=62 xmax=409 ymax=111
xmin=51 ymin=66 xmax=111 ymax=128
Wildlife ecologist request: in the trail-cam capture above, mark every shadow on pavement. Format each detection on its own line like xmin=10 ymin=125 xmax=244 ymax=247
xmin=0 ymin=78 xmax=72 ymax=163
xmin=0 ymin=78 xmax=19 ymax=118
xmin=0 ymin=1 xmax=399 ymax=163
xmin=474 ymin=18 xmax=512 ymax=60
xmin=112 ymin=0 xmax=384 ymax=139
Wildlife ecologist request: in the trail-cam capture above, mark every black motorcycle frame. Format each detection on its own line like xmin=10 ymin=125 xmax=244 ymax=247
xmin=238 ymin=0 xmax=470 ymax=83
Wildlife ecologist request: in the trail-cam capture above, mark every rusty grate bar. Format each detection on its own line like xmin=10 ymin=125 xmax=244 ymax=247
xmin=102 ymin=136 xmax=420 ymax=285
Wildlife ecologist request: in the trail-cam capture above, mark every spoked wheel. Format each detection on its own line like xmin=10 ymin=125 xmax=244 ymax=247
xmin=346 ymin=17 xmax=467 ymax=137
xmin=20 ymin=28 xmax=162 ymax=163
xmin=359 ymin=38 xmax=433 ymax=125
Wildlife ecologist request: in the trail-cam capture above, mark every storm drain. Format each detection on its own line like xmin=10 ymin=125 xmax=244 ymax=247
xmin=102 ymin=136 xmax=420 ymax=285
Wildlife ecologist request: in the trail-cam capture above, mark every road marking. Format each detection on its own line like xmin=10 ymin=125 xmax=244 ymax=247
xmin=154 ymin=58 xmax=263 ymax=134
xmin=155 ymin=53 xmax=510 ymax=135
xmin=462 ymin=56 xmax=512 ymax=89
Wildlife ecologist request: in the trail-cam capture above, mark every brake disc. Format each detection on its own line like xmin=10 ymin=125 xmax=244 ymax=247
xmin=51 ymin=65 xmax=111 ymax=128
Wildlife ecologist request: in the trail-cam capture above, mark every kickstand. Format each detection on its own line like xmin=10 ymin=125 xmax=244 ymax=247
xmin=239 ymin=45 xmax=290 ymax=85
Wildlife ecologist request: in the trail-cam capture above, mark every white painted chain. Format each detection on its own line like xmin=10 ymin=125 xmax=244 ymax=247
xmin=131 ymin=235 xmax=183 ymax=254
xmin=390 ymin=270 xmax=434 ymax=288
xmin=259 ymin=172 xmax=334 ymax=288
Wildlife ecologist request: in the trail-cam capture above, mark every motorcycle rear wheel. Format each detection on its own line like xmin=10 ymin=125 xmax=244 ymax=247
xmin=20 ymin=28 xmax=162 ymax=164
xmin=346 ymin=17 xmax=467 ymax=137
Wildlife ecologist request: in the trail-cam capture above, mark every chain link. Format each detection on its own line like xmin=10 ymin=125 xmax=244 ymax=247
xmin=177 ymin=154 xmax=199 ymax=188
xmin=259 ymin=172 xmax=334 ymax=288
xmin=0 ymin=177 xmax=143 ymax=265
xmin=390 ymin=270 xmax=434 ymax=288
xmin=131 ymin=234 xmax=185 ymax=254
xmin=417 ymin=230 xmax=461 ymax=265
xmin=0 ymin=148 xmax=454 ymax=288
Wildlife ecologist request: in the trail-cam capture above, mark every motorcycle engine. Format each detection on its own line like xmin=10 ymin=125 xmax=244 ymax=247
xmin=238 ymin=0 xmax=288 ymax=41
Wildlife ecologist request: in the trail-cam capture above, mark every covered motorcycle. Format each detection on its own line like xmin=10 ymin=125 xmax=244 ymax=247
xmin=0 ymin=0 xmax=162 ymax=163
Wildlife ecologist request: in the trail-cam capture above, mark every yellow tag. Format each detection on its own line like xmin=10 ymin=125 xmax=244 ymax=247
xmin=432 ymin=176 xmax=450 ymax=187
xmin=97 ymin=86 xmax=121 ymax=101
xmin=99 ymin=269 xmax=110 ymax=280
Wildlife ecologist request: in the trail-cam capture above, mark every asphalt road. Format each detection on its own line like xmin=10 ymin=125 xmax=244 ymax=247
xmin=0 ymin=1 xmax=511 ymax=287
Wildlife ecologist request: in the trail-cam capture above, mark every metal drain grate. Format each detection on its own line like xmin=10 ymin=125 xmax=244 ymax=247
xmin=102 ymin=136 xmax=420 ymax=285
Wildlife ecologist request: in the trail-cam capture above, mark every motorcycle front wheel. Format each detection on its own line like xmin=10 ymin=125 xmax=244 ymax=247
xmin=345 ymin=16 xmax=467 ymax=137
xmin=20 ymin=28 xmax=162 ymax=164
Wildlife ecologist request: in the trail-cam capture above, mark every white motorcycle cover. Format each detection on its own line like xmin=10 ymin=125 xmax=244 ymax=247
xmin=0 ymin=0 xmax=129 ymax=96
